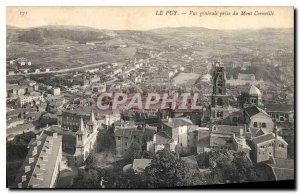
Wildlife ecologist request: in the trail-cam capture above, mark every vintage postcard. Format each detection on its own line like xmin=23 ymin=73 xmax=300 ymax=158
xmin=6 ymin=6 xmax=294 ymax=189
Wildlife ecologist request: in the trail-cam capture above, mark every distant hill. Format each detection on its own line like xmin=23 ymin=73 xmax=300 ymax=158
xmin=16 ymin=26 xmax=111 ymax=45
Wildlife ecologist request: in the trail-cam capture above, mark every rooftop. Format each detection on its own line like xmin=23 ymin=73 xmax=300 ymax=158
xmin=264 ymin=103 xmax=294 ymax=113
xmin=244 ymin=106 xmax=270 ymax=118
xmin=13 ymin=133 xmax=62 ymax=188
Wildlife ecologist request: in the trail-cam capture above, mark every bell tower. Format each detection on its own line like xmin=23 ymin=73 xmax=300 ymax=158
xmin=210 ymin=61 xmax=229 ymax=122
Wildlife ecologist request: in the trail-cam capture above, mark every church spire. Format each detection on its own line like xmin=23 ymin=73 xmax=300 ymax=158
xmin=90 ymin=107 xmax=95 ymax=122
xmin=77 ymin=117 xmax=85 ymax=134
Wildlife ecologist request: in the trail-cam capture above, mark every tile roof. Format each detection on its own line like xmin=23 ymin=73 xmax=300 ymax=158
xmin=209 ymin=133 xmax=234 ymax=147
xmin=252 ymin=133 xmax=287 ymax=145
xmin=267 ymin=158 xmax=294 ymax=181
xmin=244 ymin=106 xmax=270 ymax=118
xmin=164 ymin=117 xmax=194 ymax=128
xmin=210 ymin=124 xmax=245 ymax=136
xmin=264 ymin=103 xmax=294 ymax=113
xmin=252 ymin=133 xmax=274 ymax=145
xmin=13 ymin=134 xmax=62 ymax=188
xmin=155 ymin=131 xmax=173 ymax=145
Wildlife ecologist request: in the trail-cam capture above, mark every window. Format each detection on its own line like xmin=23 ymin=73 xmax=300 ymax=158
xmin=117 ymin=137 xmax=121 ymax=141
xmin=218 ymin=89 xmax=222 ymax=94
xmin=246 ymin=128 xmax=250 ymax=132
xmin=217 ymin=111 xmax=223 ymax=118
xmin=217 ymin=81 xmax=223 ymax=87
xmin=261 ymin=123 xmax=266 ymax=128
xmin=254 ymin=122 xmax=258 ymax=127
xmin=213 ymin=126 xmax=217 ymax=131
xmin=78 ymin=135 xmax=82 ymax=142
xmin=217 ymin=98 xmax=223 ymax=106
xmin=285 ymin=114 xmax=288 ymax=118
xmin=232 ymin=117 xmax=238 ymax=123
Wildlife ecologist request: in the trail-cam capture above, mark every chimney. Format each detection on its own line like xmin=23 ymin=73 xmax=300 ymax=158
xmin=239 ymin=128 xmax=244 ymax=136
xmin=45 ymin=148 xmax=52 ymax=154
xmin=36 ymin=134 xmax=40 ymax=140
xmin=37 ymin=163 xmax=46 ymax=170
xmin=32 ymin=149 xmax=37 ymax=156
xmin=48 ymin=139 xmax=53 ymax=145
xmin=37 ymin=141 xmax=41 ymax=146
xmin=22 ymin=175 xmax=26 ymax=182
xmin=25 ymin=165 xmax=31 ymax=173
xmin=42 ymin=155 xmax=48 ymax=161
xmin=29 ymin=157 xmax=34 ymax=164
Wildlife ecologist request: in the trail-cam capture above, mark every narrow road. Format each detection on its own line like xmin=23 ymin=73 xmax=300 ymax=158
xmin=7 ymin=62 xmax=109 ymax=77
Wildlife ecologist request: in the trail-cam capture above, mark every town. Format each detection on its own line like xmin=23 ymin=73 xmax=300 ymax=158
xmin=6 ymin=25 xmax=294 ymax=189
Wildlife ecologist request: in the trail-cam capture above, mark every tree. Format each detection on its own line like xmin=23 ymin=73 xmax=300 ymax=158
xmin=123 ymin=141 xmax=143 ymax=164
xmin=224 ymin=152 xmax=259 ymax=183
xmin=208 ymin=151 xmax=260 ymax=184
xmin=144 ymin=150 xmax=193 ymax=188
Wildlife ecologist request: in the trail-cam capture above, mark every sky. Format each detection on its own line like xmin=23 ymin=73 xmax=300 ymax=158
xmin=7 ymin=6 xmax=294 ymax=30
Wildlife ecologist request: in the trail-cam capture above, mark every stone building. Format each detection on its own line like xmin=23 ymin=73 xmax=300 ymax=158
xmin=239 ymin=85 xmax=263 ymax=108
xmin=12 ymin=133 xmax=63 ymax=188
xmin=210 ymin=61 xmax=230 ymax=122
xmin=74 ymin=109 xmax=99 ymax=166
xmin=249 ymin=127 xmax=288 ymax=163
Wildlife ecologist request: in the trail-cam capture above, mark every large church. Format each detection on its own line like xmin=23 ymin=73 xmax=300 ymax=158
xmin=74 ymin=108 xmax=99 ymax=166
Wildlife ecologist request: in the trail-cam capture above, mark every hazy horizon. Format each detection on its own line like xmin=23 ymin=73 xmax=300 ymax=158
xmin=6 ymin=24 xmax=294 ymax=31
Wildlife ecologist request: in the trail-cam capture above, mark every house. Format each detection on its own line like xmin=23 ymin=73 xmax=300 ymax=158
xmin=12 ymin=133 xmax=63 ymax=188
xmin=264 ymin=158 xmax=294 ymax=181
xmin=18 ymin=92 xmax=44 ymax=107
xmin=146 ymin=131 xmax=176 ymax=153
xmin=114 ymin=123 xmax=157 ymax=157
xmin=162 ymin=117 xmax=199 ymax=154
xmin=244 ymin=106 xmax=274 ymax=138
xmin=264 ymin=103 xmax=294 ymax=123
xmin=58 ymin=107 xmax=99 ymax=132
xmin=237 ymin=73 xmax=256 ymax=81
xmin=196 ymin=125 xmax=251 ymax=157
xmin=51 ymin=87 xmax=61 ymax=96
xmin=249 ymin=130 xmax=288 ymax=163
xmin=104 ymin=114 xmax=121 ymax=126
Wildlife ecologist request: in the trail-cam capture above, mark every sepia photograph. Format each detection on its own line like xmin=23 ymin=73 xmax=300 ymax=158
xmin=5 ymin=6 xmax=295 ymax=189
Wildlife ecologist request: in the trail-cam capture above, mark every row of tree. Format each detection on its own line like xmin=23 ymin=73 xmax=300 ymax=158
xmin=72 ymin=149 xmax=262 ymax=188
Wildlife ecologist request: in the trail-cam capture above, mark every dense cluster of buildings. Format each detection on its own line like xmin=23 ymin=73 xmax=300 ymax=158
xmin=7 ymin=55 xmax=294 ymax=187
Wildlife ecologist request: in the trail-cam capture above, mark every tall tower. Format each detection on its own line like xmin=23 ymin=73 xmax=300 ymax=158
xmin=87 ymin=108 xmax=96 ymax=133
xmin=76 ymin=117 xmax=86 ymax=148
xmin=210 ymin=61 xmax=229 ymax=122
